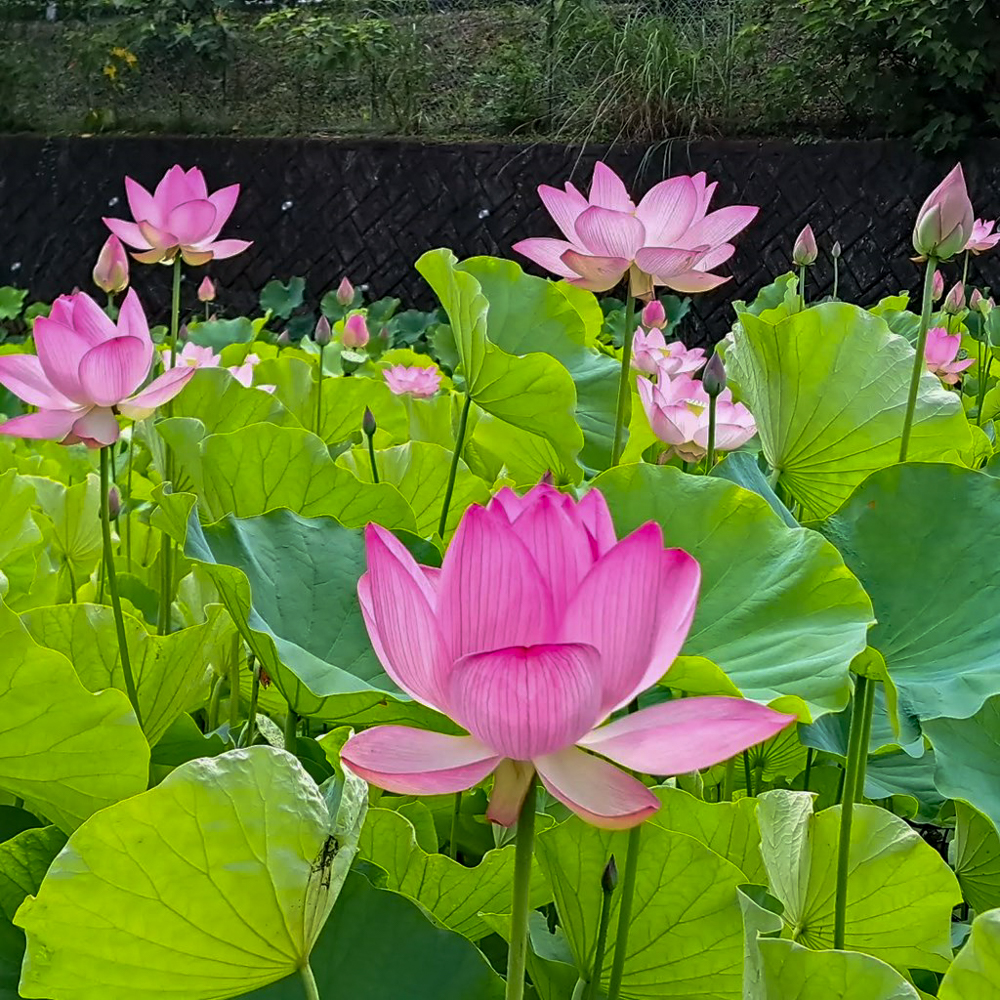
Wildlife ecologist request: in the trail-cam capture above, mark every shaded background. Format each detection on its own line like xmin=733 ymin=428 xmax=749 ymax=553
xmin=3 ymin=136 xmax=999 ymax=344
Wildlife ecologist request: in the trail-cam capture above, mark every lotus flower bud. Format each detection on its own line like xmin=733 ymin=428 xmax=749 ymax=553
xmin=107 ymin=485 xmax=121 ymax=519
xmin=92 ymin=235 xmax=129 ymax=294
xmin=912 ymin=164 xmax=975 ymax=260
xmin=343 ymin=313 xmax=370 ymax=350
xmin=640 ymin=299 xmax=667 ymax=330
xmin=178 ymin=323 xmax=189 ymax=342
xmin=972 ymin=289 xmax=994 ymax=316
xmin=277 ymin=330 xmax=291 ymax=347
xmin=197 ymin=276 xmax=216 ymax=303
xmin=931 ymin=269 xmax=945 ymax=302
xmin=602 ymin=855 xmax=618 ymax=894
xmin=314 ymin=315 xmax=332 ymax=347
xmin=831 ymin=240 xmax=842 ymax=260
xmin=362 ymin=406 xmax=377 ymax=438
xmin=943 ymin=281 xmax=965 ymax=315
xmin=702 ymin=352 xmax=727 ymax=398
xmin=336 ymin=277 xmax=355 ymax=307
xmin=792 ymin=224 xmax=818 ymax=266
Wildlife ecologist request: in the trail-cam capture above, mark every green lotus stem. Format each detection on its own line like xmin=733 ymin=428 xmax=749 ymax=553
xmin=961 ymin=249 xmax=970 ymax=292
xmin=832 ymin=254 xmax=839 ymax=301
xmin=586 ymin=858 xmax=616 ymax=1000
xmin=798 ymin=264 xmax=807 ymax=310
xmin=228 ymin=635 xmax=242 ymax=732
xmin=610 ymin=294 xmax=637 ymax=466
xmin=853 ymin=679 xmax=876 ymax=804
xmin=706 ymin=394 xmax=718 ymax=470
xmin=167 ymin=256 xmax=182 ymax=372
xmin=315 ymin=344 xmax=325 ymax=437
xmin=237 ymin=655 xmax=261 ymax=749
xmin=723 ymin=755 xmax=735 ymax=801
xmin=207 ymin=673 xmax=224 ymax=731
xmin=743 ymin=749 xmax=753 ymax=793
xmin=606 ymin=826 xmax=640 ymax=1000
xmin=448 ymin=791 xmax=462 ymax=861
xmin=834 ymin=674 xmax=870 ymax=948
xmin=65 ymin=560 xmax=76 ymax=604
xmin=505 ymin=781 xmax=537 ymax=1000
xmin=284 ymin=707 xmax=298 ymax=757
xmin=125 ymin=424 xmax=135 ymax=570
xmin=803 ymin=748 xmax=814 ymax=792
xmin=299 ymin=960 xmax=321 ymax=1000
xmin=100 ymin=446 xmax=142 ymax=728
xmin=366 ymin=432 xmax=380 ymax=484
xmin=570 ymin=980 xmax=587 ymax=1000
xmin=438 ymin=393 xmax=472 ymax=539
xmin=899 ymin=257 xmax=938 ymax=462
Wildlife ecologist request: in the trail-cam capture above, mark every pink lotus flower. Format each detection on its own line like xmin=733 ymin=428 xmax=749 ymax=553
xmin=792 ymin=224 xmax=818 ymax=266
xmin=104 ymin=165 xmax=252 ymax=266
xmin=343 ymin=313 xmax=370 ymax=350
xmin=966 ymin=219 xmax=1000 ymax=255
xmin=0 ymin=290 xmax=194 ymax=447
xmin=229 ymin=353 xmax=276 ymax=393
xmin=163 ymin=342 xmax=221 ymax=369
xmin=197 ymin=276 xmax=216 ymax=302
xmin=513 ymin=163 xmax=758 ymax=295
xmin=336 ymin=277 xmax=355 ymax=306
xmin=341 ymin=485 xmax=793 ymax=828
xmin=637 ymin=370 xmax=756 ymax=463
xmin=630 ymin=328 xmax=706 ymax=377
xmin=383 ymin=365 xmax=442 ymax=398
xmin=92 ymin=235 xmax=130 ymax=295
xmin=641 ymin=299 xmax=667 ymax=329
xmin=924 ymin=326 xmax=973 ymax=385
xmin=912 ymin=164 xmax=974 ymax=261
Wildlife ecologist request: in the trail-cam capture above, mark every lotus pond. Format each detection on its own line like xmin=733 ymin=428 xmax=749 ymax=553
xmin=1 ymin=160 xmax=999 ymax=1000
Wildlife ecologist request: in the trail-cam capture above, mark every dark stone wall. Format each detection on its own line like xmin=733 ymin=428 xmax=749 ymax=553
xmin=2 ymin=136 xmax=998 ymax=345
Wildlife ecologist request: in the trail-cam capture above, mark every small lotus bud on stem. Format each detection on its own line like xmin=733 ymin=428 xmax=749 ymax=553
xmin=107 ymin=485 xmax=121 ymax=520
xmin=343 ymin=313 xmax=370 ymax=350
xmin=314 ymin=315 xmax=332 ymax=347
xmin=831 ymin=240 xmax=842 ymax=260
xmin=362 ymin=406 xmax=377 ymax=438
xmin=336 ymin=277 xmax=355 ymax=307
xmin=197 ymin=276 xmax=216 ymax=303
xmin=792 ymin=224 xmax=818 ymax=266
xmin=943 ymin=281 xmax=966 ymax=315
xmin=912 ymin=164 xmax=975 ymax=261
xmin=640 ymin=299 xmax=667 ymax=330
xmin=93 ymin=235 xmax=130 ymax=295
xmin=277 ymin=329 xmax=292 ymax=347
xmin=702 ymin=351 xmax=727 ymax=398
xmin=602 ymin=856 xmax=618 ymax=894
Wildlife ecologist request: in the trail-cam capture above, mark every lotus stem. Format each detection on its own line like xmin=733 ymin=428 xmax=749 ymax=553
xmin=100 ymin=446 xmax=142 ymax=728
xmin=505 ymin=781 xmax=537 ymax=1000
xmin=723 ymin=755 xmax=735 ymax=801
xmin=834 ymin=674 xmax=869 ymax=948
xmin=228 ymin=634 xmax=241 ymax=733
xmin=438 ymin=393 xmax=472 ymax=539
xmin=125 ymin=424 xmax=135 ymax=570
xmin=606 ymin=827 xmax=640 ymax=1000
xmin=315 ymin=344 xmax=325 ymax=437
xmin=743 ymin=748 xmax=753 ymax=792
xmin=803 ymin=748 xmax=814 ymax=792
xmin=706 ymin=394 xmax=718 ymax=470
xmin=798 ymin=264 xmax=807 ymax=310
xmin=207 ymin=673 xmax=224 ymax=731
xmin=853 ymin=679 xmax=876 ymax=804
xmin=586 ymin=857 xmax=617 ymax=1000
xmin=610 ymin=294 xmax=637 ymax=466
xmin=366 ymin=431 xmax=380 ymax=484
xmin=899 ymin=257 xmax=938 ymax=461
xmin=448 ymin=791 xmax=462 ymax=861
xmin=237 ymin=655 xmax=261 ymax=749
xmin=284 ymin=707 xmax=298 ymax=757
xmin=65 ymin=560 xmax=76 ymax=604
xmin=299 ymin=961 xmax=321 ymax=1000
xmin=832 ymin=254 xmax=839 ymax=301
xmin=167 ymin=257 xmax=182 ymax=372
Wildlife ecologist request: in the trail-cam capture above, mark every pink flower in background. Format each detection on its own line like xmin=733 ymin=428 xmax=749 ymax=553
xmin=943 ymin=281 xmax=966 ymax=314
xmin=92 ymin=235 xmax=130 ymax=295
xmin=931 ymin=269 xmax=945 ymax=302
xmin=341 ymin=485 xmax=793 ymax=828
xmin=0 ymin=290 xmax=193 ymax=447
xmin=229 ymin=353 xmax=275 ymax=393
xmin=342 ymin=313 xmax=370 ymax=350
xmin=384 ymin=365 xmax=442 ymax=398
xmin=197 ymin=276 xmax=217 ymax=302
xmin=791 ymin=224 xmax=818 ymax=266
xmin=513 ymin=162 xmax=757 ymax=295
xmin=641 ymin=299 xmax=667 ymax=329
xmin=336 ymin=277 xmax=356 ymax=306
xmin=163 ymin=342 xmax=221 ymax=369
xmin=631 ymin=328 xmax=706 ymax=377
xmin=637 ymin=369 xmax=756 ymax=462
xmin=924 ymin=326 xmax=973 ymax=385
xmin=912 ymin=164 xmax=974 ymax=261
xmin=966 ymin=219 xmax=1000 ymax=254
xmin=104 ymin=165 xmax=252 ymax=266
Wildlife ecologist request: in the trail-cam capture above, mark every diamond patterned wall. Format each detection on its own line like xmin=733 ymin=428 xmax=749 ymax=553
xmin=3 ymin=136 xmax=998 ymax=346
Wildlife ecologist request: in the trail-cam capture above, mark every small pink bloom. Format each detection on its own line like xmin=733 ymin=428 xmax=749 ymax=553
xmin=103 ymin=165 xmax=253 ymax=266
xmin=229 ymin=353 xmax=275 ymax=393
xmin=163 ymin=341 xmax=221 ymax=370
xmin=931 ymin=269 xmax=945 ymax=302
xmin=641 ymin=299 xmax=667 ymax=329
xmin=92 ymin=235 xmax=130 ymax=295
xmin=966 ymin=218 xmax=1000 ymax=255
xmin=637 ymin=369 xmax=755 ymax=462
xmin=630 ymin=328 xmax=705 ymax=377
xmin=513 ymin=163 xmax=757 ymax=296
xmin=341 ymin=486 xmax=793 ymax=829
xmin=197 ymin=276 xmax=216 ymax=302
xmin=924 ymin=326 xmax=973 ymax=385
xmin=336 ymin=277 xmax=355 ymax=306
xmin=792 ymin=224 xmax=818 ymax=266
xmin=383 ymin=364 xmax=442 ymax=398
xmin=343 ymin=313 xmax=370 ymax=350
xmin=0 ymin=290 xmax=194 ymax=447
xmin=912 ymin=164 xmax=974 ymax=260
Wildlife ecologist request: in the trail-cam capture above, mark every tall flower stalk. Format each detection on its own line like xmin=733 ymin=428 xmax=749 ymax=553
xmin=898 ymin=257 xmax=938 ymax=461
xmin=505 ymin=783 xmax=537 ymax=1000
xmin=610 ymin=294 xmax=637 ymax=466
xmin=437 ymin=393 xmax=473 ymax=537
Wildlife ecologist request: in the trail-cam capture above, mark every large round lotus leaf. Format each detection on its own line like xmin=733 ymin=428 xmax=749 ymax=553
xmin=727 ymin=302 xmax=971 ymax=518
xmin=939 ymin=908 xmax=1000 ymax=1000
xmin=952 ymin=801 xmax=1000 ymax=914
xmin=820 ymin=463 xmax=1000 ymax=724
xmin=15 ymin=747 xmax=366 ymax=1000
xmin=593 ymin=463 xmax=871 ymax=719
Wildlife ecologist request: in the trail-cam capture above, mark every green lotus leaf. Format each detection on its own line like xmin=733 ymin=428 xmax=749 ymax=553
xmin=24 ymin=474 xmax=102 ymax=583
xmin=417 ymin=249 xmax=584 ymax=473
xmin=727 ymin=302 xmax=972 ymax=518
xmin=357 ymin=807 xmax=550 ymax=941
xmin=0 ymin=470 xmax=45 ymax=606
xmin=711 ymin=452 xmax=797 ymax=527
xmin=0 ymin=826 xmax=66 ymax=1000
xmin=756 ymin=790 xmax=959 ymax=971
xmin=185 ymin=509 xmax=451 ymax=728
xmin=20 ymin=602 xmax=234 ymax=747
xmin=169 ymin=366 xmax=288 ymax=435
xmin=952 ymin=801 xmax=1000 ymax=913
xmin=339 ymin=440 xmax=491 ymax=539
xmin=536 ymin=814 xmax=746 ymax=997
xmin=16 ymin=746 xmax=367 ymax=1000
xmin=0 ymin=599 xmax=148 ymax=833
xmin=939 ymin=908 xmax=1000 ymax=1000
xmin=820 ymin=463 xmax=1000 ymax=723
xmin=593 ymin=463 xmax=870 ymax=719
xmin=737 ymin=884 xmax=785 ymax=1000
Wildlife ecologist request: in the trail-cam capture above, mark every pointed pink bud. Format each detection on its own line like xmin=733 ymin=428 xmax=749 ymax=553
xmin=791 ymin=224 xmax=818 ymax=266
xmin=343 ymin=313 xmax=369 ymax=350
xmin=943 ymin=281 xmax=965 ymax=315
xmin=931 ymin=269 xmax=945 ymax=302
xmin=702 ymin=352 xmax=726 ymax=397
xmin=197 ymin=276 xmax=216 ymax=302
xmin=92 ymin=235 xmax=130 ymax=294
xmin=971 ymin=288 xmax=994 ymax=316
xmin=107 ymin=485 xmax=121 ymax=519
xmin=362 ymin=406 xmax=377 ymax=437
xmin=640 ymin=299 xmax=667 ymax=329
xmin=336 ymin=277 xmax=355 ymax=307
xmin=314 ymin=315 xmax=332 ymax=346
xmin=912 ymin=164 xmax=975 ymax=260
xmin=277 ymin=330 xmax=292 ymax=347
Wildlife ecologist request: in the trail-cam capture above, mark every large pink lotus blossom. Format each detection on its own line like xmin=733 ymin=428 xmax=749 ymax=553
xmin=383 ymin=365 xmax=442 ymax=398
xmin=104 ymin=165 xmax=252 ymax=266
xmin=0 ymin=291 xmax=193 ymax=447
xmin=513 ymin=163 xmax=758 ymax=295
xmin=912 ymin=164 xmax=974 ymax=261
xmin=924 ymin=326 xmax=973 ymax=385
xmin=631 ymin=328 xmax=706 ymax=377
xmin=341 ymin=485 xmax=793 ymax=829
xmin=966 ymin=219 xmax=1000 ymax=255
xmin=637 ymin=369 xmax=756 ymax=463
